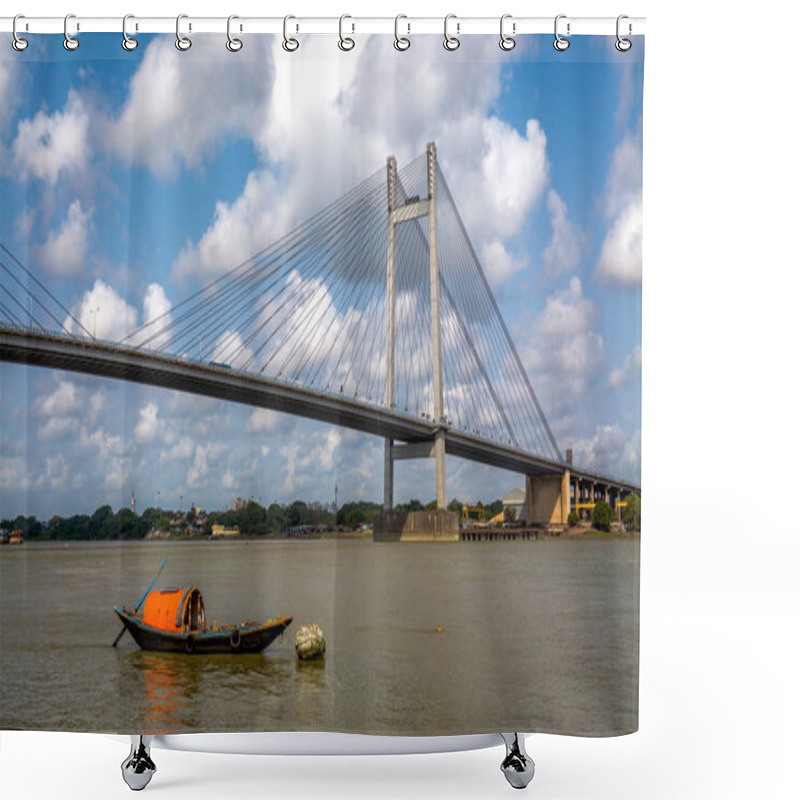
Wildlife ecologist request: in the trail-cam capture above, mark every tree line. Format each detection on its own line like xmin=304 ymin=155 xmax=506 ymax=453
xmin=2 ymin=497 xmax=498 ymax=540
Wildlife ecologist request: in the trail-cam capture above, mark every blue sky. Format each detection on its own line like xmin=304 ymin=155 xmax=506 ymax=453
xmin=0 ymin=33 xmax=643 ymax=519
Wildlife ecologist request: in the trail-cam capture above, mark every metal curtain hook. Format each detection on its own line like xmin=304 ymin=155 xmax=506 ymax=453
xmin=12 ymin=14 xmax=29 ymax=51
xmin=443 ymin=14 xmax=460 ymax=51
xmin=554 ymin=14 xmax=570 ymax=51
xmin=283 ymin=15 xmax=299 ymax=52
xmin=394 ymin=14 xmax=410 ymax=51
xmin=63 ymin=13 xmax=79 ymax=51
xmin=615 ymin=14 xmax=632 ymax=51
xmin=176 ymin=13 xmax=192 ymax=50
xmin=338 ymin=14 xmax=355 ymax=51
xmin=122 ymin=14 xmax=138 ymax=51
xmin=499 ymin=14 xmax=515 ymax=51
xmin=227 ymin=15 xmax=243 ymax=51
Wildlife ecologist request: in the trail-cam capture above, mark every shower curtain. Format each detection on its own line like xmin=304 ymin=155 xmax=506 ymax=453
xmin=0 ymin=22 xmax=643 ymax=739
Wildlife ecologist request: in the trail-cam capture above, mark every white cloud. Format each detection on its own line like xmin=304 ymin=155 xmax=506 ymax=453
xmin=480 ymin=239 xmax=525 ymax=285
xmin=246 ymin=409 xmax=280 ymax=433
xmin=170 ymin=36 xmax=549 ymax=289
xmin=34 ymin=200 xmax=91 ymax=276
xmin=541 ymin=190 xmax=581 ymax=281
xmin=608 ymin=343 xmax=642 ymax=389
xmin=67 ymin=279 xmax=139 ymax=342
xmin=572 ymin=424 xmax=641 ymax=482
xmin=134 ymin=403 xmax=161 ymax=444
xmin=38 ymin=380 xmax=78 ymax=417
xmin=13 ymin=90 xmax=90 ymax=185
xmin=514 ymin=277 xmax=606 ymax=433
xmin=172 ymin=169 xmax=287 ymax=284
xmin=596 ymin=197 xmax=643 ymax=286
xmin=107 ymin=36 xmax=274 ymax=178
xmin=595 ymin=128 xmax=643 ymax=287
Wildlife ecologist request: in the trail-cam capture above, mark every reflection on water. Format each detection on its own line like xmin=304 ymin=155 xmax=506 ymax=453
xmin=1 ymin=539 xmax=639 ymax=735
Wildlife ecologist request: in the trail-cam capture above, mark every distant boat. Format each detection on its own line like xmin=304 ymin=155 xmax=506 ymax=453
xmin=114 ymin=586 xmax=292 ymax=654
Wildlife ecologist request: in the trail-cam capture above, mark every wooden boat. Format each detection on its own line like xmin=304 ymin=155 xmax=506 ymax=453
xmin=114 ymin=586 xmax=292 ymax=654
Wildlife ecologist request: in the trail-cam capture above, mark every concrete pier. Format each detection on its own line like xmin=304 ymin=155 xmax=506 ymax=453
xmin=373 ymin=510 xmax=460 ymax=542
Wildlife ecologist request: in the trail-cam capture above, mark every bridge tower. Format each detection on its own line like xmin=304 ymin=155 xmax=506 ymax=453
xmin=381 ymin=142 xmax=452 ymax=531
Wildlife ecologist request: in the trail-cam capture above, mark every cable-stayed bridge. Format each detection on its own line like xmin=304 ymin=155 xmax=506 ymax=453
xmin=1 ymin=144 xmax=638 ymax=539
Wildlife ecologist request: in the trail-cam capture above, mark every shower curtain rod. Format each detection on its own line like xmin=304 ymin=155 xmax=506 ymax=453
xmin=1 ymin=16 xmax=645 ymax=37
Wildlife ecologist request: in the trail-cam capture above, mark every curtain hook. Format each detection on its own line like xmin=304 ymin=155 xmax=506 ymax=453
xmin=12 ymin=14 xmax=29 ymax=51
xmin=338 ymin=14 xmax=355 ymax=51
xmin=283 ymin=15 xmax=299 ymax=52
xmin=63 ymin=13 xmax=79 ymax=51
xmin=615 ymin=14 xmax=632 ymax=51
xmin=499 ymin=14 xmax=516 ymax=51
xmin=175 ymin=14 xmax=192 ymax=50
xmin=554 ymin=14 xmax=570 ymax=51
xmin=394 ymin=14 xmax=410 ymax=51
xmin=122 ymin=14 xmax=138 ymax=51
xmin=226 ymin=15 xmax=243 ymax=52
xmin=443 ymin=14 xmax=460 ymax=51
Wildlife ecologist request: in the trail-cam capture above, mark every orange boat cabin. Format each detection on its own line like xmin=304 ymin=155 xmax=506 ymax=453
xmin=142 ymin=587 xmax=206 ymax=634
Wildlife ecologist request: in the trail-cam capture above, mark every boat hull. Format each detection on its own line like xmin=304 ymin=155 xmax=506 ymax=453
xmin=114 ymin=608 xmax=292 ymax=654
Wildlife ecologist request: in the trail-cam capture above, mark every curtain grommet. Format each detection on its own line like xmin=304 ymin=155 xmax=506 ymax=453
xmin=443 ymin=14 xmax=460 ymax=51
xmin=121 ymin=14 xmax=138 ymax=51
xmin=175 ymin=14 xmax=192 ymax=51
xmin=394 ymin=15 xmax=410 ymax=51
xmin=615 ymin=15 xmax=632 ymax=51
xmin=338 ymin=15 xmax=355 ymax=51
xmin=554 ymin=15 xmax=570 ymax=51
xmin=63 ymin=13 xmax=79 ymax=51
xmin=12 ymin=15 xmax=29 ymax=51
xmin=282 ymin=15 xmax=300 ymax=52
xmin=499 ymin=14 xmax=515 ymax=51
xmin=226 ymin=15 xmax=243 ymax=52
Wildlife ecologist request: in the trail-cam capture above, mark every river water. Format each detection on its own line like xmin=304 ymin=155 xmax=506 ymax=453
xmin=0 ymin=538 xmax=638 ymax=736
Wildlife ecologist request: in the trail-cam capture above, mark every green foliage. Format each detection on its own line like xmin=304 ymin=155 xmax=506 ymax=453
xmin=447 ymin=498 xmax=463 ymax=515
xmin=504 ymin=506 xmax=517 ymax=522
xmin=592 ymin=500 xmax=613 ymax=532
xmin=622 ymin=493 xmax=641 ymax=530
xmin=567 ymin=510 xmax=580 ymax=527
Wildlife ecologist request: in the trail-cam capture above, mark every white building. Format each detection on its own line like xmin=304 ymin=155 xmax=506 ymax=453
xmin=502 ymin=488 xmax=526 ymax=522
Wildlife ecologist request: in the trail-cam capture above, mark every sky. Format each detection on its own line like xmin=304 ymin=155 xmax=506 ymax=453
xmin=0 ymin=32 xmax=643 ymax=520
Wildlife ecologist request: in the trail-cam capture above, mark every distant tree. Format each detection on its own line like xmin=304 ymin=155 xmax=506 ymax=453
xmin=592 ymin=500 xmax=613 ymax=532
xmin=447 ymin=498 xmax=463 ymax=516
xmin=485 ymin=499 xmax=503 ymax=519
xmin=622 ymin=493 xmax=641 ymax=531
xmin=504 ymin=506 xmax=517 ymax=523
xmin=425 ymin=500 xmax=437 ymax=510
xmin=408 ymin=499 xmax=423 ymax=512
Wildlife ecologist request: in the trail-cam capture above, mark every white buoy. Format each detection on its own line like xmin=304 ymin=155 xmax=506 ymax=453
xmin=295 ymin=623 xmax=326 ymax=660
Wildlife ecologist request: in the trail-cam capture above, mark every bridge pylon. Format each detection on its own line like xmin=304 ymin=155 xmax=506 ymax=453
xmin=383 ymin=142 xmax=448 ymax=515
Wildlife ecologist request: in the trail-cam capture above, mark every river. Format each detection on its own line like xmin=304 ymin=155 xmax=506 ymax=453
xmin=0 ymin=538 xmax=638 ymax=736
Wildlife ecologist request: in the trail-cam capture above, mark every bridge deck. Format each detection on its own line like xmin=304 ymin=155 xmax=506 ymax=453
xmin=1 ymin=327 xmax=639 ymax=493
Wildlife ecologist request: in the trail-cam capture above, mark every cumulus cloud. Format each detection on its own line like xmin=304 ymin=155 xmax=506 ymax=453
xmin=245 ymin=409 xmax=280 ymax=433
xmin=514 ymin=277 xmax=606 ymax=435
xmin=33 ymin=200 xmax=91 ymax=276
xmin=13 ymin=90 xmax=90 ymax=185
xmin=541 ymin=190 xmax=581 ymax=281
xmin=134 ymin=402 xmax=161 ymax=444
xmin=38 ymin=380 xmax=79 ymax=417
xmin=608 ymin=343 xmax=642 ymax=389
xmin=106 ymin=35 xmax=274 ymax=178
xmin=67 ymin=279 xmax=138 ymax=342
xmin=170 ymin=36 xmax=549 ymax=288
xmin=572 ymin=424 xmax=641 ymax=482
xmin=595 ymin=128 xmax=643 ymax=287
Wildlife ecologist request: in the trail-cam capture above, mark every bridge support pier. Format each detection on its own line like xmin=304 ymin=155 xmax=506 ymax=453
xmin=525 ymin=470 xmax=571 ymax=526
